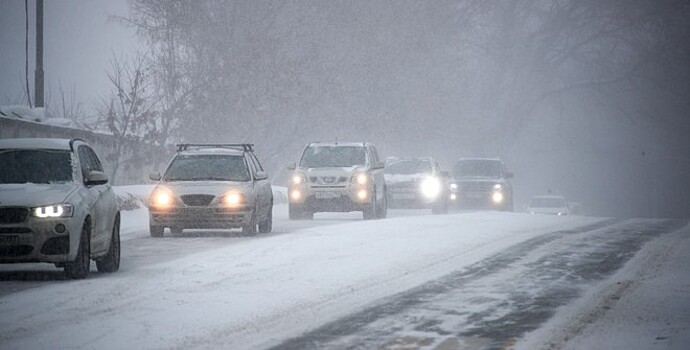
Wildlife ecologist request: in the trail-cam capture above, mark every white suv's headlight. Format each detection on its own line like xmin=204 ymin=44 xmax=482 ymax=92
xmin=291 ymin=172 xmax=307 ymax=185
xmin=420 ymin=177 xmax=441 ymax=199
xmin=352 ymin=172 xmax=369 ymax=185
xmin=31 ymin=204 xmax=73 ymax=218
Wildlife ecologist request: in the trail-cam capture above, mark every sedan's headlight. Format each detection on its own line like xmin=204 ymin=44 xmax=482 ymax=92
xmin=32 ymin=204 xmax=73 ymax=218
xmin=150 ymin=187 xmax=175 ymax=208
xmin=420 ymin=177 xmax=441 ymax=199
xmin=221 ymin=191 xmax=246 ymax=208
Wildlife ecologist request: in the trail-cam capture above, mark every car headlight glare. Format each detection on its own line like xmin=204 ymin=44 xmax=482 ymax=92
xmin=450 ymin=183 xmax=458 ymax=191
xmin=492 ymin=191 xmax=504 ymax=204
xmin=150 ymin=187 xmax=175 ymax=208
xmin=420 ymin=177 xmax=441 ymax=199
xmin=353 ymin=173 xmax=369 ymax=185
xmin=291 ymin=172 xmax=307 ymax=185
xmin=32 ymin=204 xmax=73 ymax=218
xmin=357 ymin=189 xmax=368 ymax=201
xmin=222 ymin=191 xmax=245 ymax=207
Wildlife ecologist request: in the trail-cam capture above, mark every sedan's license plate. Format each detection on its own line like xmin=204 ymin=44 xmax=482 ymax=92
xmin=315 ymin=191 xmax=341 ymax=199
xmin=0 ymin=235 xmax=19 ymax=246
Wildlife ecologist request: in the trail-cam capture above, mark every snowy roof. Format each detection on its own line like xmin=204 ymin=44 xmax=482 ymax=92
xmin=0 ymin=138 xmax=75 ymax=150
xmin=305 ymin=142 xmax=369 ymax=147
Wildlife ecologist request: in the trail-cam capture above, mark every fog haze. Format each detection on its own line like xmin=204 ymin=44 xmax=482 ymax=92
xmin=1 ymin=0 xmax=689 ymax=218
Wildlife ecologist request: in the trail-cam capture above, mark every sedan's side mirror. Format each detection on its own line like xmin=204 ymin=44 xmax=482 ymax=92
xmin=86 ymin=170 xmax=108 ymax=186
xmin=149 ymin=172 xmax=162 ymax=181
xmin=286 ymin=162 xmax=296 ymax=171
xmin=255 ymin=171 xmax=269 ymax=181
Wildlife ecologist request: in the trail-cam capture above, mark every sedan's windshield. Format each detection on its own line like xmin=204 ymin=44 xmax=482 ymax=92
xmin=385 ymin=160 xmax=432 ymax=175
xmin=530 ymin=197 xmax=566 ymax=208
xmin=164 ymin=154 xmax=250 ymax=181
xmin=300 ymin=146 xmax=366 ymax=168
xmin=0 ymin=149 xmax=73 ymax=184
xmin=453 ymin=160 xmax=501 ymax=178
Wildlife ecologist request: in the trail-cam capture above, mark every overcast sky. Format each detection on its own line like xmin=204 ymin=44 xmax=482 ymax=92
xmin=0 ymin=0 xmax=140 ymax=116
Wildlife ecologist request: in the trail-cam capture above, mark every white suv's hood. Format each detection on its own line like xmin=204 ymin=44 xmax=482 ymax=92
xmin=0 ymin=183 xmax=77 ymax=207
xmin=305 ymin=166 xmax=363 ymax=177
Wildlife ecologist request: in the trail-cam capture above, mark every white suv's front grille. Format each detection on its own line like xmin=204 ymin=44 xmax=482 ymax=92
xmin=309 ymin=176 xmax=348 ymax=186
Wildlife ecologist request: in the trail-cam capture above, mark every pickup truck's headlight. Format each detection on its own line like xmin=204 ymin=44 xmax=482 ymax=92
xmin=420 ymin=177 xmax=441 ymax=199
xmin=32 ymin=204 xmax=73 ymax=218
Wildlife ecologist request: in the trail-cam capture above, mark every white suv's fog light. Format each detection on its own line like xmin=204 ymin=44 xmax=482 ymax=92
xmin=54 ymin=223 xmax=67 ymax=233
xmin=290 ymin=189 xmax=302 ymax=202
xmin=357 ymin=189 xmax=368 ymax=201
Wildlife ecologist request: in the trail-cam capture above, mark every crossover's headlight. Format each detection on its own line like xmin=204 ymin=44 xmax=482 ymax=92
xmin=150 ymin=187 xmax=175 ymax=208
xmin=32 ymin=204 xmax=73 ymax=218
xmin=420 ymin=177 xmax=441 ymax=199
xmin=291 ymin=172 xmax=307 ymax=185
xmin=222 ymin=191 xmax=245 ymax=208
xmin=353 ymin=172 xmax=369 ymax=185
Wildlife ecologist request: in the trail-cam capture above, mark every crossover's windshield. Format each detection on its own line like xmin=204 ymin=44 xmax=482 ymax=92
xmin=385 ymin=160 xmax=432 ymax=175
xmin=163 ymin=154 xmax=250 ymax=181
xmin=299 ymin=146 xmax=366 ymax=168
xmin=453 ymin=160 xmax=501 ymax=178
xmin=0 ymin=149 xmax=73 ymax=184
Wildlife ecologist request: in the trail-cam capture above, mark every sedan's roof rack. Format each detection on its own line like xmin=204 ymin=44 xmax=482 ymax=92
xmin=176 ymin=143 xmax=254 ymax=152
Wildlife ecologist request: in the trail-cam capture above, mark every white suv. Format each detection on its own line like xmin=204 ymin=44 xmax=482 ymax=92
xmin=0 ymin=138 xmax=121 ymax=279
xmin=287 ymin=142 xmax=387 ymax=220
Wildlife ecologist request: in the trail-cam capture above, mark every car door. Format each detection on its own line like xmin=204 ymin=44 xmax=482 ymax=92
xmin=247 ymin=152 xmax=272 ymax=216
xmin=77 ymin=145 xmax=112 ymax=254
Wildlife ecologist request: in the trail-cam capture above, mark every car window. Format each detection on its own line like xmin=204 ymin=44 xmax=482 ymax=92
xmin=163 ymin=154 xmax=250 ymax=182
xmin=0 ymin=149 xmax=73 ymax=184
xmin=384 ymin=159 xmax=432 ymax=174
xmin=249 ymin=153 xmax=264 ymax=172
xmin=299 ymin=146 xmax=367 ymax=168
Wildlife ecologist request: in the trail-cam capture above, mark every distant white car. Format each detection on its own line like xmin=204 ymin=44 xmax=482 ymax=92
xmin=0 ymin=138 xmax=121 ymax=279
xmin=527 ymin=195 xmax=571 ymax=215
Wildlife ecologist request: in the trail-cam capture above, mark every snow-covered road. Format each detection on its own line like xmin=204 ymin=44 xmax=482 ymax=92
xmin=1 ymin=196 xmax=688 ymax=350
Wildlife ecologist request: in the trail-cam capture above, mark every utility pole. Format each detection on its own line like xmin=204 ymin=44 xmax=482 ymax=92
xmin=35 ymin=0 xmax=44 ymax=108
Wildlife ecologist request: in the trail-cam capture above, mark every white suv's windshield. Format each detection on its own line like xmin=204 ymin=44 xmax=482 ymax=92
xmin=384 ymin=160 xmax=431 ymax=175
xmin=0 ymin=149 xmax=73 ymax=184
xmin=164 ymin=154 xmax=250 ymax=182
xmin=453 ymin=160 xmax=501 ymax=178
xmin=300 ymin=146 xmax=366 ymax=168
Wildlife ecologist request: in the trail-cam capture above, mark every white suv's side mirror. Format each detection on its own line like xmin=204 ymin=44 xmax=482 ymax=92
xmin=86 ymin=170 xmax=109 ymax=185
xmin=255 ymin=171 xmax=269 ymax=180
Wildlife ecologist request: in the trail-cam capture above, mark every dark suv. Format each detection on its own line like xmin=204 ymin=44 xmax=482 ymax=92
xmin=449 ymin=158 xmax=514 ymax=211
xmin=148 ymin=144 xmax=273 ymax=236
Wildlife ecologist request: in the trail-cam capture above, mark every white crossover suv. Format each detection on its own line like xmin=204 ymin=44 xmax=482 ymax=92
xmin=0 ymin=138 xmax=121 ymax=279
xmin=287 ymin=142 xmax=387 ymax=220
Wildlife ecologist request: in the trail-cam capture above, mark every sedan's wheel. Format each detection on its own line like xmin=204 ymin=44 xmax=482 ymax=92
xmin=258 ymin=203 xmax=273 ymax=233
xmin=150 ymin=225 xmax=164 ymax=237
xmin=97 ymin=214 xmax=121 ymax=273
xmin=65 ymin=220 xmax=91 ymax=279
xmin=242 ymin=207 xmax=257 ymax=236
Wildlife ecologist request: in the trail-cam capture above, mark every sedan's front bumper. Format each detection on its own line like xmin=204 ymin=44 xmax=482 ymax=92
xmin=149 ymin=206 xmax=252 ymax=229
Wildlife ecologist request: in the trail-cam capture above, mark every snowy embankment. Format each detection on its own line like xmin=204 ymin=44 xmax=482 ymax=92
xmin=0 ymin=184 xmax=605 ymax=350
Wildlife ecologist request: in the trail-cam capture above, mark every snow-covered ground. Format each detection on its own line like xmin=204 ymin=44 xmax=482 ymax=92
xmin=0 ymin=185 xmax=688 ymax=349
